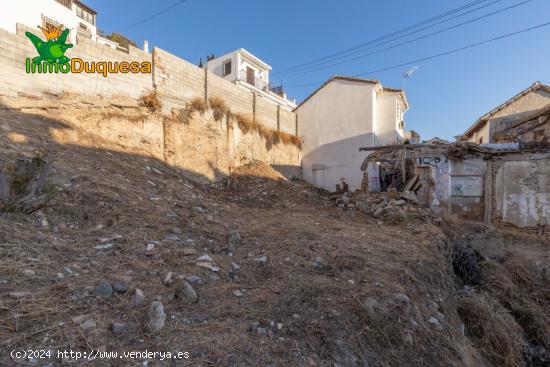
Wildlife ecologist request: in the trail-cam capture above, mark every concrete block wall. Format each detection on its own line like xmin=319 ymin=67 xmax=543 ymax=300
xmin=207 ymin=73 xmax=254 ymax=116
xmin=0 ymin=24 xmax=152 ymax=99
xmin=280 ymin=107 xmax=297 ymax=135
xmin=153 ymin=47 xmax=205 ymax=110
xmin=255 ymin=96 xmax=278 ymax=130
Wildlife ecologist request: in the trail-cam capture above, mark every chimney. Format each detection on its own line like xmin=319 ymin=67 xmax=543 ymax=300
xmin=143 ymin=40 xmax=149 ymax=53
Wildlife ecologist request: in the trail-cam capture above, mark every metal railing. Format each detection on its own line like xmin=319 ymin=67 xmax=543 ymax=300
xmin=237 ymin=70 xmax=268 ymax=91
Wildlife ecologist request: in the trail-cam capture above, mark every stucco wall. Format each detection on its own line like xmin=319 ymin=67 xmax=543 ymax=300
xmin=297 ymin=80 xmax=376 ymax=191
xmin=0 ymin=0 xmax=96 ymax=43
xmin=489 ymin=90 xmax=550 ymax=140
xmin=376 ymin=93 xmax=403 ymax=145
xmin=465 ymin=89 xmax=550 ymax=143
xmin=494 ymin=153 xmax=550 ymax=228
xmin=297 ymin=79 xmax=407 ymax=192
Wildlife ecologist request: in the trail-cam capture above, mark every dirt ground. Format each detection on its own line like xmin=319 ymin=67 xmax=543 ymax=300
xmin=0 ymin=101 xmax=549 ymax=366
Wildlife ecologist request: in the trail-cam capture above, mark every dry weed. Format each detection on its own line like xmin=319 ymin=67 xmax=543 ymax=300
xmin=234 ymin=113 xmax=257 ymax=134
xmin=208 ymin=96 xmax=230 ymax=122
xmin=187 ymin=97 xmax=207 ymax=116
xmin=457 ymin=293 xmax=525 ymax=367
xmin=138 ymin=90 xmax=162 ymax=113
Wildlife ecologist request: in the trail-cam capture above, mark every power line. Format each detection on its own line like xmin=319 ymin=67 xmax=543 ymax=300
xmin=285 ymin=21 xmax=550 ymax=89
xmin=278 ymin=0 xmax=533 ymax=78
xmin=120 ymin=0 xmax=192 ymax=31
xmin=273 ymin=0 xmax=494 ymax=75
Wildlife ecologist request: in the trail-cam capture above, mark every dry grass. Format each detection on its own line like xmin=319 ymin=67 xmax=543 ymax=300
xmin=234 ymin=113 xmax=257 ymax=134
xmin=138 ymin=90 xmax=162 ymax=113
xmin=101 ymin=111 xmax=148 ymax=123
xmin=187 ymin=97 xmax=208 ymax=116
xmin=208 ymin=96 xmax=230 ymax=122
xmin=481 ymin=257 xmax=550 ymax=350
xmin=457 ymin=293 xmax=525 ymax=367
xmin=233 ymin=113 xmax=301 ymax=150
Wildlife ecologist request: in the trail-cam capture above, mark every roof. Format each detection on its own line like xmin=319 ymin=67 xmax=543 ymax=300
xmin=460 ymin=81 xmax=550 ymax=140
xmin=74 ymin=0 xmax=97 ymax=14
xmin=209 ymin=48 xmax=272 ymax=71
xmin=494 ymin=104 xmax=550 ymax=141
xmin=423 ymin=137 xmax=451 ymax=145
xmin=294 ymin=75 xmax=409 ymax=111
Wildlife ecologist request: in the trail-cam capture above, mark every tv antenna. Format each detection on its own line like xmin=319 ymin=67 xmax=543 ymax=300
xmin=403 ymin=66 xmax=418 ymax=92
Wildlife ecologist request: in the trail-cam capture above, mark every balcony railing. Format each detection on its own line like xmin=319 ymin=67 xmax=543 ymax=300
xmin=237 ymin=70 xmax=268 ymax=91
xmin=55 ymin=0 xmax=73 ymax=9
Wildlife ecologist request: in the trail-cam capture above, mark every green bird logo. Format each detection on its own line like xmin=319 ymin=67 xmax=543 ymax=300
xmin=25 ymin=24 xmax=73 ymax=65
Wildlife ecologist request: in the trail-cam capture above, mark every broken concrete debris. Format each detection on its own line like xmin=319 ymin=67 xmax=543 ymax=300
xmin=132 ymin=288 xmax=145 ymax=305
xmin=196 ymin=261 xmax=221 ymax=272
xmin=147 ymin=301 xmax=166 ymax=332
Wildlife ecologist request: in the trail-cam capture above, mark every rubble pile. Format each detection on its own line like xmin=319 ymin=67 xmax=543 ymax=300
xmin=334 ymin=189 xmax=436 ymax=223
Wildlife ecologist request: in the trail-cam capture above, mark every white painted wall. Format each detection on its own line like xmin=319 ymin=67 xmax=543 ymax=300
xmin=0 ymin=0 xmax=97 ymax=44
xmin=376 ymin=93 xmax=404 ymax=145
xmin=207 ymin=50 xmax=270 ymax=88
xmin=297 ymin=80 xmax=377 ymax=192
xmin=297 ymin=79 xmax=408 ymax=192
xmin=206 ymin=51 xmax=238 ymax=82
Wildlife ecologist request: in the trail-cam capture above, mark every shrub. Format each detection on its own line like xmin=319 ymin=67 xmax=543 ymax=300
xmin=234 ymin=113 xmax=257 ymax=134
xmin=186 ymin=97 xmax=207 ymax=116
xmin=138 ymin=90 xmax=162 ymax=113
xmin=208 ymin=96 xmax=230 ymax=122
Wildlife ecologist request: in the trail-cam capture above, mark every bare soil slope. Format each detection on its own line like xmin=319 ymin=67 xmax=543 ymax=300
xmin=0 ymin=101 xmax=548 ymax=367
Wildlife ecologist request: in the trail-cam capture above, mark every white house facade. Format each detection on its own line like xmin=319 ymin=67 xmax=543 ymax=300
xmin=206 ymin=48 xmax=297 ymax=110
xmin=0 ymin=0 xmax=117 ymax=49
xmin=295 ymin=76 xmax=409 ymax=192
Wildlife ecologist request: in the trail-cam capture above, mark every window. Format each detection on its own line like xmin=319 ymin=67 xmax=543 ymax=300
xmin=54 ymin=0 xmax=72 ymax=9
xmin=478 ymin=137 xmax=483 ymax=144
xmin=76 ymin=5 xmax=95 ymax=25
xmin=222 ymin=60 xmax=231 ymax=76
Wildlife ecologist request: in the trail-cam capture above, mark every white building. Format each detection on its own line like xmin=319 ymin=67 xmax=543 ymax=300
xmin=295 ymin=76 xmax=409 ymax=192
xmin=0 ymin=0 xmax=117 ymax=49
xmin=206 ymin=48 xmax=297 ymax=110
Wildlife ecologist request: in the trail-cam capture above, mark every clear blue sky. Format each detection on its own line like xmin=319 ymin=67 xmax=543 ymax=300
xmin=90 ymin=0 xmax=550 ymax=141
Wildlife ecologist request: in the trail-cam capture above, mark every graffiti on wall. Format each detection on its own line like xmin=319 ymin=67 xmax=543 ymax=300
xmin=416 ymin=154 xmax=448 ymax=167
xmin=451 ymin=176 xmax=483 ymax=197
